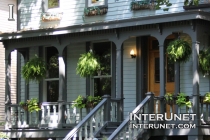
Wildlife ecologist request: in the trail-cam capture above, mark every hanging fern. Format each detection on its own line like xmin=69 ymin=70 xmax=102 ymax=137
xmin=166 ymin=39 xmax=192 ymax=63
xmin=76 ymin=51 xmax=100 ymax=77
xmin=199 ymin=48 xmax=210 ymax=76
xmin=21 ymin=55 xmax=47 ymax=83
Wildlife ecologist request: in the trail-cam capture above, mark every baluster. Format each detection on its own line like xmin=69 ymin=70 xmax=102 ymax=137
xmin=84 ymin=122 xmax=88 ymax=140
xmin=11 ymin=107 xmax=15 ymax=126
xmin=206 ymin=104 xmax=209 ymax=121
xmin=100 ymin=106 xmax=104 ymax=126
xmin=201 ymin=102 xmax=203 ymax=119
xmin=41 ymin=105 xmax=45 ymax=124
xmin=95 ymin=110 xmax=99 ymax=132
xmin=47 ymin=105 xmax=50 ymax=124
xmin=73 ymin=107 xmax=76 ymax=123
xmin=18 ymin=106 xmax=21 ymax=127
xmin=123 ymin=127 xmax=126 ymax=140
xmin=53 ymin=105 xmax=57 ymax=124
xmin=66 ymin=104 xmax=70 ymax=124
xmin=89 ymin=116 xmax=94 ymax=139
xmin=155 ymin=99 xmax=159 ymax=114
xmin=129 ymin=121 xmax=133 ymax=139
xmin=79 ymin=128 xmax=82 ymax=140
xmin=23 ymin=108 xmax=27 ymax=126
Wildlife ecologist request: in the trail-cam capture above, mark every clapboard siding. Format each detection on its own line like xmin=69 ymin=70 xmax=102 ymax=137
xmin=66 ymin=43 xmax=86 ymax=102
xmin=18 ymin=0 xmax=189 ymax=30
xmin=20 ymin=54 xmax=26 ymax=102
xmin=0 ymin=0 xmax=17 ymax=130
xmin=29 ymin=47 xmax=39 ymax=99
xmin=123 ymin=37 xmax=136 ymax=118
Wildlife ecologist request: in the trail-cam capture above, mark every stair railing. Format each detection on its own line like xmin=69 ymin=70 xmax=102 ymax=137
xmin=63 ymin=95 xmax=112 ymax=140
xmin=108 ymin=92 xmax=154 ymax=140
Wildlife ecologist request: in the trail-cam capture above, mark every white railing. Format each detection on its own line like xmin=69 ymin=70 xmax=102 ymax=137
xmin=108 ymin=92 xmax=154 ymax=140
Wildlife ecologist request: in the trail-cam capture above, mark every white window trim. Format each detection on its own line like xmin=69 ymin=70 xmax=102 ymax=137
xmin=86 ymin=0 xmax=108 ymax=8
xmin=43 ymin=0 xmax=61 ymax=12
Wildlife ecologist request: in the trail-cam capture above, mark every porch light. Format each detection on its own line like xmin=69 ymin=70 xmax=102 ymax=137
xmin=130 ymin=49 xmax=136 ymax=58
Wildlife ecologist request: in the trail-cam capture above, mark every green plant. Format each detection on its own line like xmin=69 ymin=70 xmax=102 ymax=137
xmin=164 ymin=93 xmax=173 ymax=101
xmin=86 ymin=95 xmax=102 ymax=108
xmin=76 ymin=51 xmax=101 ymax=77
xmin=184 ymin=0 xmax=199 ymax=6
xmin=0 ymin=132 xmax=9 ymax=140
xmin=203 ymin=92 xmax=210 ymax=103
xmin=26 ymin=98 xmax=41 ymax=113
xmin=155 ymin=0 xmax=172 ymax=11
xmin=199 ymin=48 xmax=210 ymax=76
xmin=21 ymin=55 xmax=47 ymax=83
xmin=176 ymin=93 xmax=192 ymax=108
xmin=72 ymin=95 xmax=87 ymax=109
xmin=166 ymin=39 xmax=191 ymax=63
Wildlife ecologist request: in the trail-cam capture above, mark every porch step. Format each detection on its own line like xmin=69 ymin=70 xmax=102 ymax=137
xmin=95 ymin=122 xmax=121 ymax=139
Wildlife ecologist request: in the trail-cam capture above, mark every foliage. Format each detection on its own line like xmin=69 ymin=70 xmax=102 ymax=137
xmin=155 ymin=0 xmax=172 ymax=11
xmin=204 ymin=92 xmax=210 ymax=103
xmin=48 ymin=0 xmax=59 ymax=9
xmin=72 ymin=95 xmax=87 ymax=109
xmin=199 ymin=48 xmax=210 ymax=76
xmin=164 ymin=93 xmax=173 ymax=101
xmin=86 ymin=96 xmax=102 ymax=108
xmin=19 ymin=98 xmax=41 ymax=113
xmin=72 ymin=95 xmax=102 ymax=109
xmin=76 ymin=51 xmax=101 ymax=77
xmin=176 ymin=93 xmax=192 ymax=108
xmin=0 ymin=132 xmax=9 ymax=140
xmin=166 ymin=39 xmax=191 ymax=63
xmin=21 ymin=55 xmax=47 ymax=83
xmin=184 ymin=0 xmax=199 ymax=6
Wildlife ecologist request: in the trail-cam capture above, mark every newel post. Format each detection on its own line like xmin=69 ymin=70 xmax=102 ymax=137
xmin=146 ymin=92 xmax=154 ymax=114
xmin=103 ymin=95 xmax=111 ymax=122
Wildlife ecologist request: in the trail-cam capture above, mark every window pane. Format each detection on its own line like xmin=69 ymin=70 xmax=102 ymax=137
xmin=89 ymin=0 xmax=105 ymax=6
xmin=155 ymin=57 xmax=160 ymax=83
xmin=46 ymin=47 xmax=59 ymax=78
xmin=47 ymin=81 xmax=59 ymax=102
xmin=167 ymin=58 xmax=175 ymax=82
xmin=48 ymin=0 xmax=59 ymax=9
xmin=94 ymin=78 xmax=111 ymax=96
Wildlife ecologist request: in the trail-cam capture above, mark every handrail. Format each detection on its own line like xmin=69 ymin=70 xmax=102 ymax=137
xmin=108 ymin=94 xmax=152 ymax=140
xmin=63 ymin=98 xmax=107 ymax=140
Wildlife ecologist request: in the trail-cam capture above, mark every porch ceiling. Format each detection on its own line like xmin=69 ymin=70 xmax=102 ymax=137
xmin=0 ymin=11 xmax=210 ymax=41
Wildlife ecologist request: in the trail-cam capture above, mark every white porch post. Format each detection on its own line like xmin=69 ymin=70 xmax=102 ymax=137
xmin=5 ymin=50 xmax=11 ymax=130
xmin=57 ymin=52 xmax=66 ymax=127
xmin=192 ymin=41 xmax=200 ymax=124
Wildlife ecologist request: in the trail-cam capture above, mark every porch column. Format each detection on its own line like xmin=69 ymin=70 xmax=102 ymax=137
xmin=115 ymin=41 xmax=123 ymax=121
xmin=192 ymin=41 xmax=200 ymax=124
xmin=57 ymin=52 xmax=66 ymax=127
xmin=159 ymin=44 xmax=166 ymax=113
xmin=174 ymin=62 xmax=180 ymax=113
xmin=5 ymin=51 xmax=11 ymax=130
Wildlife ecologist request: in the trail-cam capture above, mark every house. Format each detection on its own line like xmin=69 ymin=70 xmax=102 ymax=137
xmin=0 ymin=0 xmax=17 ymax=130
xmin=0 ymin=0 xmax=210 ymax=140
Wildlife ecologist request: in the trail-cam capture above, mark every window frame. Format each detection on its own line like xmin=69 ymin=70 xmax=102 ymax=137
xmin=85 ymin=0 xmax=108 ymax=8
xmin=43 ymin=0 xmax=60 ymax=12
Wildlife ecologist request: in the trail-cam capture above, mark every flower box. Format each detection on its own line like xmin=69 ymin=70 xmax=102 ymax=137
xmin=41 ymin=12 xmax=63 ymax=22
xmin=130 ymin=1 xmax=155 ymax=10
xmin=84 ymin=7 xmax=108 ymax=16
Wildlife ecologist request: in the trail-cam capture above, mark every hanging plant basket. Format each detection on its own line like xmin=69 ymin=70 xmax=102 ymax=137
xmin=166 ymin=39 xmax=192 ymax=63
xmin=199 ymin=47 xmax=210 ymax=76
xmin=76 ymin=51 xmax=100 ymax=77
xmin=21 ymin=55 xmax=47 ymax=83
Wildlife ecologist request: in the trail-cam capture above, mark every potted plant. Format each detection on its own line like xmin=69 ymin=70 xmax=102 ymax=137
xmin=166 ymin=39 xmax=192 ymax=63
xmin=164 ymin=93 xmax=174 ymax=105
xmin=76 ymin=50 xmax=101 ymax=77
xmin=72 ymin=95 xmax=87 ymax=109
xmin=21 ymin=55 xmax=47 ymax=83
xmin=203 ymin=92 xmax=210 ymax=104
xmin=199 ymin=48 xmax=210 ymax=76
xmin=0 ymin=132 xmax=9 ymax=140
xmin=176 ymin=93 xmax=192 ymax=108
xmin=86 ymin=95 xmax=102 ymax=108
xmin=19 ymin=98 xmax=41 ymax=113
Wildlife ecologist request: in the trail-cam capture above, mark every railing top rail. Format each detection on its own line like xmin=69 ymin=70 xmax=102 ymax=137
xmin=41 ymin=102 xmax=59 ymax=105
xmin=5 ymin=104 xmax=20 ymax=107
xmin=63 ymin=98 xmax=107 ymax=140
xmin=108 ymin=94 xmax=152 ymax=140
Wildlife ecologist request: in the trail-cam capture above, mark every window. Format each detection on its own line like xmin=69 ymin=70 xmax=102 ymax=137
xmin=44 ymin=47 xmax=59 ymax=103
xmin=48 ymin=0 xmax=60 ymax=9
xmin=86 ymin=0 xmax=107 ymax=7
xmin=92 ymin=42 xmax=112 ymax=97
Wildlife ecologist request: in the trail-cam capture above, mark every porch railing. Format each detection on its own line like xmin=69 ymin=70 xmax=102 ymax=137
xmin=108 ymin=92 xmax=154 ymax=140
xmin=63 ymin=95 xmax=122 ymax=140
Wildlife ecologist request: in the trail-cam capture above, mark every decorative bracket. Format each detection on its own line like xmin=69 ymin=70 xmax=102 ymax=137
xmin=190 ymin=20 xmax=196 ymax=32
xmin=56 ymin=36 xmax=61 ymax=45
xmin=157 ymin=24 xmax=162 ymax=35
xmin=115 ymin=29 xmax=120 ymax=39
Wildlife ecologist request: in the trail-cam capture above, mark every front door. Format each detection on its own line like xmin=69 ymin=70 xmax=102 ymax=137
xmin=148 ymin=37 xmax=175 ymax=97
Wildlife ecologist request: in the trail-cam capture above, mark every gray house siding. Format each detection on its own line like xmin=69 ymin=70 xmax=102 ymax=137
xmin=18 ymin=0 xmax=188 ymax=30
xmin=123 ymin=37 xmax=136 ymax=118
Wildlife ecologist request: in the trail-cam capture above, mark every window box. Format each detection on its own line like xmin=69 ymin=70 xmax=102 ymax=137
xmin=41 ymin=12 xmax=63 ymax=22
xmin=130 ymin=1 xmax=156 ymax=10
xmin=183 ymin=3 xmax=210 ymax=10
xmin=84 ymin=6 xmax=108 ymax=16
